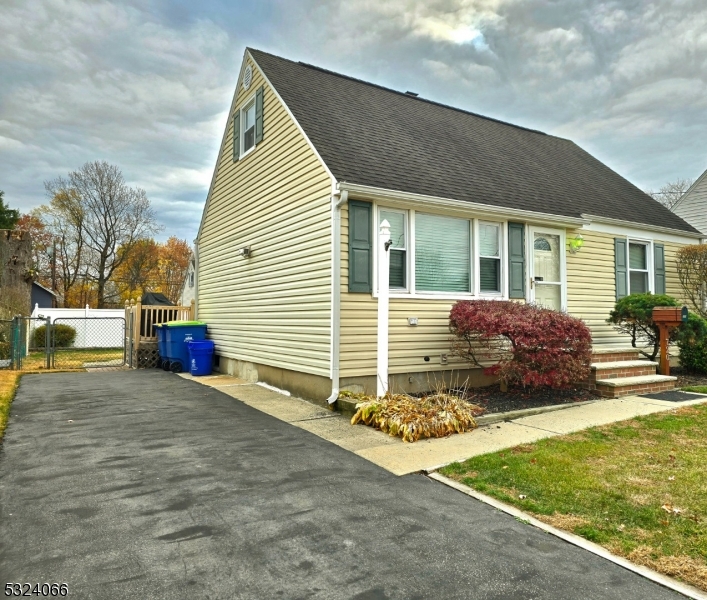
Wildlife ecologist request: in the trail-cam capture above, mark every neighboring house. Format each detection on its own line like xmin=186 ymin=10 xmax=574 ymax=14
xmin=179 ymin=253 xmax=196 ymax=307
xmin=196 ymin=48 xmax=701 ymax=402
xmin=671 ymin=168 xmax=707 ymax=235
xmin=31 ymin=281 xmax=58 ymax=309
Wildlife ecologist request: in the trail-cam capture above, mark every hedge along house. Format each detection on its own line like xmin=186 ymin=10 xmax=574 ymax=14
xmin=196 ymin=48 xmax=702 ymax=403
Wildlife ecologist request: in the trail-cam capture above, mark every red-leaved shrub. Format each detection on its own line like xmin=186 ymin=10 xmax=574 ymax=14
xmin=449 ymin=301 xmax=592 ymax=389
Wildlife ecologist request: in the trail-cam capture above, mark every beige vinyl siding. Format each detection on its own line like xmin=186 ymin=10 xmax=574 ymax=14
xmin=664 ymin=240 xmax=688 ymax=304
xmin=565 ymin=229 xmax=621 ymax=347
xmin=566 ymin=230 xmax=692 ymax=348
xmin=340 ymin=211 xmax=696 ymax=375
xmin=673 ymin=175 xmax=707 ymax=235
xmin=340 ymin=203 xmax=467 ymax=378
xmin=198 ymin=59 xmax=332 ymax=377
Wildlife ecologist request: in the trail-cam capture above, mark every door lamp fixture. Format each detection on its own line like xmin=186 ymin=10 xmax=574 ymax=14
xmin=568 ymin=234 xmax=584 ymax=254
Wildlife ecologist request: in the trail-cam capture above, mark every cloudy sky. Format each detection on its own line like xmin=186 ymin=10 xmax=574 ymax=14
xmin=1 ymin=0 xmax=706 ymax=243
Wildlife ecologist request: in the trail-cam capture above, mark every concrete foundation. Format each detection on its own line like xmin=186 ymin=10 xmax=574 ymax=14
xmin=214 ymin=355 xmax=497 ymax=407
xmin=340 ymin=367 xmax=497 ymax=397
xmin=215 ymin=355 xmax=333 ymax=408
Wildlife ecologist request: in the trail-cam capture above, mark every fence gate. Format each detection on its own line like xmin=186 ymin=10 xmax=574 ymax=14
xmin=52 ymin=317 xmax=127 ymax=369
xmin=0 ymin=317 xmax=51 ymax=371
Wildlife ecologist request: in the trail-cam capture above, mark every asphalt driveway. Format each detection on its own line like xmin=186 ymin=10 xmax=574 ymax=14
xmin=0 ymin=371 xmax=686 ymax=599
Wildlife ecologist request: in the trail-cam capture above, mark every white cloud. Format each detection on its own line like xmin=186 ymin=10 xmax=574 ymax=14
xmin=0 ymin=0 xmax=238 ymax=242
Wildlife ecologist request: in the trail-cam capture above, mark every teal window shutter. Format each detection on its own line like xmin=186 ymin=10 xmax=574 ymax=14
xmin=654 ymin=243 xmax=666 ymax=295
xmin=232 ymin=112 xmax=240 ymax=161
xmin=615 ymin=238 xmax=628 ymax=299
xmin=348 ymin=200 xmax=372 ymax=293
xmin=508 ymin=222 xmax=525 ymax=298
xmin=255 ymin=86 xmax=264 ymax=144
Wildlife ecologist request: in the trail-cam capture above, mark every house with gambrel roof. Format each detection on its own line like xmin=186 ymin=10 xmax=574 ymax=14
xmin=195 ymin=48 xmax=701 ymax=403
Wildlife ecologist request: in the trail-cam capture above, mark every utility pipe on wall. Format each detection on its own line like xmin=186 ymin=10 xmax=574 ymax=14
xmin=377 ymin=219 xmax=391 ymax=397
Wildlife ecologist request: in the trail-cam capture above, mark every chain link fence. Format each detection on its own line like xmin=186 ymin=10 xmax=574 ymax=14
xmin=0 ymin=316 xmax=127 ymax=370
xmin=52 ymin=317 xmax=126 ymax=369
xmin=0 ymin=317 xmax=50 ymax=370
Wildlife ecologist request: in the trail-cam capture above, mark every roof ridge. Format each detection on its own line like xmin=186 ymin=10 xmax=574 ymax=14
xmin=247 ymin=47 xmax=551 ymax=138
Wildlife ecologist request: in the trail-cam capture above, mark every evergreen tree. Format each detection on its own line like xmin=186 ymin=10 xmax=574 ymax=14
xmin=0 ymin=190 xmax=20 ymax=230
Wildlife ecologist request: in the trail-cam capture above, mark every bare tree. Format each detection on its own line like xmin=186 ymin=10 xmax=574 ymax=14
xmin=676 ymin=245 xmax=707 ymax=319
xmin=645 ymin=178 xmax=694 ymax=210
xmin=44 ymin=161 xmax=161 ymax=307
xmin=37 ymin=189 xmax=85 ymax=306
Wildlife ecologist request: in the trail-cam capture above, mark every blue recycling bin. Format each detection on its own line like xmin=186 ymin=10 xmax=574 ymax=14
xmin=164 ymin=321 xmax=207 ymax=373
xmin=188 ymin=340 xmax=215 ymax=376
xmin=153 ymin=324 xmax=169 ymax=370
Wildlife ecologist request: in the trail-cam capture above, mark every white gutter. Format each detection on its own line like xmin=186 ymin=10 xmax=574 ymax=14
xmin=326 ymin=189 xmax=348 ymax=404
xmin=338 ymin=182 xmax=589 ymax=228
xmin=581 ymin=214 xmax=703 ymax=239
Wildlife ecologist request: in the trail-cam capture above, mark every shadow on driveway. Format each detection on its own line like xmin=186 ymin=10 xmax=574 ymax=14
xmin=0 ymin=371 xmax=685 ymax=600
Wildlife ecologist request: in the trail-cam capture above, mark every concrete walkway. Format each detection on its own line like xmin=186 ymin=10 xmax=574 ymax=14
xmin=0 ymin=371 xmax=687 ymax=599
xmin=181 ymin=373 xmax=707 ymax=476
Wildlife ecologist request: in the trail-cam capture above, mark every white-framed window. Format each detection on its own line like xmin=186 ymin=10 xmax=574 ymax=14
xmin=478 ymin=221 xmax=502 ymax=294
xmin=375 ymin=206 xmax=504 ymax=297
xmin=189 ymin=271 xmax=195 ymax=288
xmin=628 ymin=240 xmax=651 ymax=294
xmin=379 ymin=208 xmax=408 ymax=290
xmin=242 ymin=98 xmax=256 ymax=155
xmin=416 ymin=212 xmax=471 ymax=293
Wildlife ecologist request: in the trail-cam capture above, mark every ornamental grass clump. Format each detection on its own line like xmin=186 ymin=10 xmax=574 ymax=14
xmin=346 ymin=390 xmax=483 ymax=443
xmin=449 ymin=300 xmax=592 ymax=389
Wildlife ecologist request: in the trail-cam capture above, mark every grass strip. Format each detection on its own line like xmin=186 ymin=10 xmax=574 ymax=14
xmin=0 ymin=371 xmax=21 ymax=440
xmin=682 ymin=385 xmax=707 ymax=394
xmin=440 ymin=405 xmax=707 ymax=591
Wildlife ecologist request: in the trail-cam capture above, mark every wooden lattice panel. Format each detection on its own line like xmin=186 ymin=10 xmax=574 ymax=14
xmin=135 ymin=343 xmax=160 ymax=369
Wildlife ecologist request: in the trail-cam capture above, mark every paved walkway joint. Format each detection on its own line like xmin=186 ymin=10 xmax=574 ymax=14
xmin=180 ymin=373 xmax=707 ymax=476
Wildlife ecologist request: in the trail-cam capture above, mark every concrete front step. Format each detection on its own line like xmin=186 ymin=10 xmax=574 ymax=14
xmin=595 ymin=374 xmax=677 ymax=398
xmin=589 ymin=360 xmax=659 ymax=384
xmin=591 ymin=347 xmax=643 ymax=363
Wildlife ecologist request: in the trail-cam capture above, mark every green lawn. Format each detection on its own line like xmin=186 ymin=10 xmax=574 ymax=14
xmin=683 ymin=386 xmax=707 ymax=394
xmin=440 ymin=405 xmax=707 ymax=591
xmin=0 ymin=371 xmax=20 ymax=439
xmin=22 ymin=348 xmax=124 ymax=370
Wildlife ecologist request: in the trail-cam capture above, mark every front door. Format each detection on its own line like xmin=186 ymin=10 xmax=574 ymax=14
xmin=528 ymin=227 xmax=566 ymax=311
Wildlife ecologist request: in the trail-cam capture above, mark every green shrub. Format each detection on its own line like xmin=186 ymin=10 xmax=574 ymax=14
xmin=33 ymin=324 xmax=76 ymax=348
xmin=0 ymin=341 xmax=9 ymax=360
xmin=676 ymin=314 xmax=707 ymax=374
xmin=607 ymin=293 xmax=679 ymax=360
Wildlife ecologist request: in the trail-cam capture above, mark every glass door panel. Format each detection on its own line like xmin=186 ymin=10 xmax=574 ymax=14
xmin=531 ymin=231 xmax=564 ymax=311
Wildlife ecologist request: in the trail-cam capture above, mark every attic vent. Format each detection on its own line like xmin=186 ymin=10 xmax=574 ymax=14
xmin=243 ymin=65 xmax=253 ymax=90
xmin=405 ymin=91 xmax=419 ymax=97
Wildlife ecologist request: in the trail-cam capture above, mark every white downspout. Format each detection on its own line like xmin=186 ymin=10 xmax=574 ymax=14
xmin=327 ymin=189 xmax=348 ymax=404
xmin=193 ymin=240 xmax=199 ymax=318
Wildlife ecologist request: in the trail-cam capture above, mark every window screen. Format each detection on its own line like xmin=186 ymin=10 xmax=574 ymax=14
xmin=243 ymin=101 xmax=256 ymax=152
xmin=415 ymin=213 xmax=470 ymax=292
xmin=380 ymin=210 xmax=406 ymax=289
xmin=479 ymin=223 xmax=501 ymax=292
xmin=629 ymin=242 xmax=649 ymax=294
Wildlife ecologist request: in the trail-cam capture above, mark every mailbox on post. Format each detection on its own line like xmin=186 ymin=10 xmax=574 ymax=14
xmin=652 ymin=306 xmax=688 ymax=375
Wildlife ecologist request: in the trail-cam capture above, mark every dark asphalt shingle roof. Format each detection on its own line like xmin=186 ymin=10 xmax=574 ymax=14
xmin=249 ymin=49 xmax=699 ymax=234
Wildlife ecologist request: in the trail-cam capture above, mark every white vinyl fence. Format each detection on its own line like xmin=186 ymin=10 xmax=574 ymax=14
xmin=31 ymin=304 xmax=125 ymax=348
